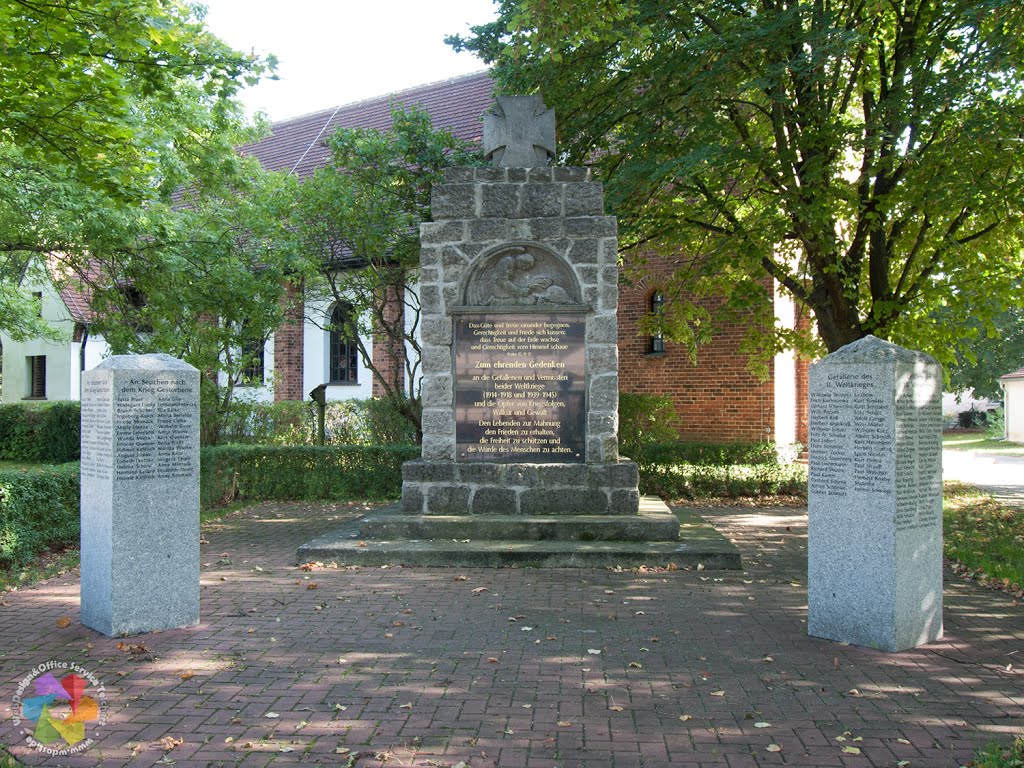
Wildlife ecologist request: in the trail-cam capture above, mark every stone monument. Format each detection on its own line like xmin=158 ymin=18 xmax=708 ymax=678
xmin=80 ymin=354 xmax=200 ymax=636
xmin=807 ymin=336 xmax=943 ymax=652
xmin=298 ymin=96 xmax=739 ymax=568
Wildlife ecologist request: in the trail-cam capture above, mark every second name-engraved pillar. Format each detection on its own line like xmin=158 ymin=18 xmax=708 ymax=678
xmin=807 ymin=336 xmax=943 ymax=652
xmin=80 ymin=353 xmax=200 ymax=637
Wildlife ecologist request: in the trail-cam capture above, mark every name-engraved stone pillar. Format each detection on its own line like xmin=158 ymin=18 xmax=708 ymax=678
xmin=80 ymin=354 xmax=200 ymax=636
xmin=807 ymin=336 xmax=943 ymax=652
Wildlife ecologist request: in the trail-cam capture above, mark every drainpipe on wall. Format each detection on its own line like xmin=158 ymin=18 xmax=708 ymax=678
xmin=79 ymin=326 xmax=89 ymax=373
xmin=998 ymin=379 xmax=1008 ymax=441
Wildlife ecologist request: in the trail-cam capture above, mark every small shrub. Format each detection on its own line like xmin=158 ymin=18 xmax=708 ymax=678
xmin=352 ymin=395 xmax=419 ymax=445
xmin=0 ymin=463 xmax=80 ymax=568
xmin=985 ymin=407 xmax=1006 ymax=440
xmin=958 ymin=408 xmax=988 ymax=428
xmin=618 ymin=392 xmax=679 ymax=457
xmin=214 ymin=396 xmax=420 ymax=446
xmin=0 ymin=402 xmax=81 ymax=463
xmin=219 ymin=399 xmax=319 ymax=445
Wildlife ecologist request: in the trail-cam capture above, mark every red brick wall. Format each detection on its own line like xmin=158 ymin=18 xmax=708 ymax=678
xmin=618 ymin=260 xmax=776 ymax=443
xmin=274 ymin=281 xmax=305 ymax=402
xmin=371 ymin=284 xmax=406 ymax=398
xmin=795 ymin=309 xmax=812 ymax=447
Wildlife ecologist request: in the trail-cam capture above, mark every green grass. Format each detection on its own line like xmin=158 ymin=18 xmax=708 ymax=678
xmin=966 ymin=737 xmax=1024 ymax=768
xmin=0 ymin=749 xmax=21 ymax=767
xmin=0 ymin=547 xmax=79 ymax=593
xmin=944 ymin=481 xmax=1024 ymax=590
xmin=942 ymin=433 xmax=1024 ymax=453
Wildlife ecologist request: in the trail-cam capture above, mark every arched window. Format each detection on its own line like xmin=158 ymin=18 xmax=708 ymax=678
xmin=329 ymin=303 xmax=359 ymax=384
xmin=649 ymin=291 xmax=666 ymax=354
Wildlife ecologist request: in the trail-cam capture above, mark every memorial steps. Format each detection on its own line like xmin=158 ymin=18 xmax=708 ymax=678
xmin=297 ymin=500 xmax=740 ymax=569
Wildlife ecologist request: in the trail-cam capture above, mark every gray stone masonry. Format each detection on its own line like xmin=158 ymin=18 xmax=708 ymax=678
xmin=807 ymin=336 xmax=943 ymax=652
xmin=402 ymin=459 xmax=640 ymax=516
xmin=80 ymin=354 xmax=200 ymax=636
xmin=419 ymin=166 xmax=621 ymax=469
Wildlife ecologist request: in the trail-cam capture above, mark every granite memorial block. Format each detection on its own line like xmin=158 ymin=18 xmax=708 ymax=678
xmin=80 ymin=354 xmax=200 ymax=636
xmin=807 ymin=336 xmax=943 ymax=652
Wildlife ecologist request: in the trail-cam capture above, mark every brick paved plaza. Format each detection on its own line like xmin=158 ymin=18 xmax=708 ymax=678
xmin=1 ymin=502 xmax=1021 ymax=767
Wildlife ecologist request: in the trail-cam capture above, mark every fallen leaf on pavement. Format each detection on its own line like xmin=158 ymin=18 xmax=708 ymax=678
xmin=765 ymin=744 xmax=782 ymax=753
xmin=56 ymin=616 xmax=72 ymax=629
xmin=158 ymin=736 xmax=183 ymax=751
xmin=842 ymin=746 xmax=862 ymax=755
xmin=754 ymin=722 xmax=771 ymax=728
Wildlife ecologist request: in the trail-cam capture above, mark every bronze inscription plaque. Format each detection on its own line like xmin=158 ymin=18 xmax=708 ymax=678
xmin=455 ymin=313 xmax=585 ymax=462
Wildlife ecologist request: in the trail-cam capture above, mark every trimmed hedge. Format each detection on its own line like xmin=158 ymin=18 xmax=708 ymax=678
xmin=0 ymin=402 xmax=81 ymax=463
xmin=200 ymin=444 xmax=420 ymax=507
xmin=632 ymin=441 xmax=806 ymax=498
xmin=638 ymin=460 xmax=807 ymax=500
xmin=0 ymin=463 xmax=80 ymax=568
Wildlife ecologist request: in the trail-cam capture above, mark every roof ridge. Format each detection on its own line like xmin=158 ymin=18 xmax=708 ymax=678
xmin=268 ymin=69 xmax=493 ymax=128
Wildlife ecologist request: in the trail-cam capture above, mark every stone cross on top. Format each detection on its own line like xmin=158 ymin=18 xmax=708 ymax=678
xmin=483 ymin=95 xmax=556 ymax=168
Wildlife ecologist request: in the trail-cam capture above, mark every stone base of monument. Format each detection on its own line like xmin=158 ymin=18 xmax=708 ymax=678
xmin=297 ymin=497 xmax=740 ymax=569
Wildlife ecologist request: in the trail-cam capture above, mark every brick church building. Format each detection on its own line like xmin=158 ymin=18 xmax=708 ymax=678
xmin=240 ymin=71 xmax=808 ymax=446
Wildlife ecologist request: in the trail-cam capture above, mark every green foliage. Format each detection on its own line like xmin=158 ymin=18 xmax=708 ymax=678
xmin=967 ymin=738 xmax=1024 ymax=768
xmin=0 ymin=0 xmax=296 ymax=397
xmin=618 ymin=392 xmax=679 ymax=457
xmin=358 ymin=395 xmax=420 ymax=446
xmin=986 ymin=408 xmax=1006 ymax=440
xmin=452 ymin=0 xmax=1024 ymax=364
xmin=634 ymin=441 xmax=805 ymax=499
xmin=211 ymin=397 xmax=420 ymax=447
xmin=638 ymin=459 xmax=807 ymax=500
xmin=0 ymin=463 xmax=80 ymax=568
xmin=200 ymin=445 xmax=418 ymax=508
xmin=944 ymin=482 xmax=1024 ymax=590
xmin=293 ymin=105 xmax=486 ymax=439
xmin=0 ymin=403 xmax=81 ymax=463
xmin=945 ymin=309 xmax=1024 ymax=400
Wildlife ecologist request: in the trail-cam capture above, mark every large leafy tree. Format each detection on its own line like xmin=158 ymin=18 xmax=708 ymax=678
xmin=292 ymin=105 xmax=484 ymax=440
xmin=0 ymin=0 xmax=280 ymax=342
xmin=0 ymin=0 xmax=300 ymax=438
xmin=451 ymin=0 xmax=1024 ymax=362
xmin=945 ymin=308 xmax=1024 ymax=400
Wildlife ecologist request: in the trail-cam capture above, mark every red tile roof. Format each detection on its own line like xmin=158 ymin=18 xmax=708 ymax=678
xmin=59 ymin=283 xmax=93 ymax=324
xmin=241 ymin=70 xmax=494 ymax=178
